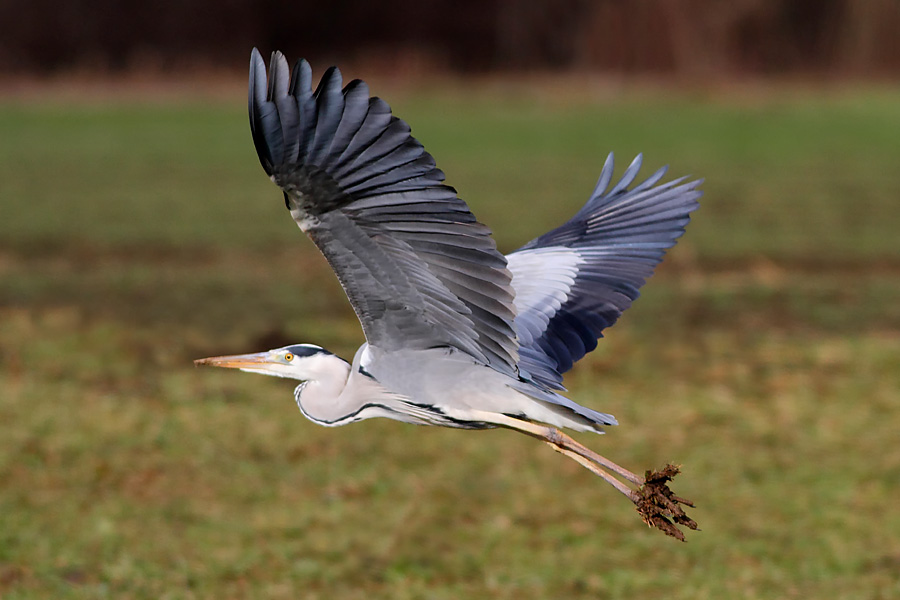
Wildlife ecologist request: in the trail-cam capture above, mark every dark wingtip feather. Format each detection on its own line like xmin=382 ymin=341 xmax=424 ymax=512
xmin=308 ymin=66 xmax=346 ymax=164
xmin=248 ymin=49 xmax=267 ymax=119
xmin=290 ymin=59 xmax=313 ymax=97
xmin=608 ymin=153 xmax=643 ymax=196
xmin=249 ymin=48 xmax=277 ymax=174
xmin=315 ymin=66 xmax=343 ymax=95
xmin=268 ymin=51 xmax=290 ymax=102
xmin=594 ymin=152 xmax=615 ymax=196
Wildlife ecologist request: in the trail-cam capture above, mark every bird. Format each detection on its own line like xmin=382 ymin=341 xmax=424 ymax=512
xmin=196 ymin=48 xmax=701 ymax=539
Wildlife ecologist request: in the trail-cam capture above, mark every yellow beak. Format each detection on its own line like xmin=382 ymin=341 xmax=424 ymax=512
xmin=194 ymin=351 xmax=273 ymax=369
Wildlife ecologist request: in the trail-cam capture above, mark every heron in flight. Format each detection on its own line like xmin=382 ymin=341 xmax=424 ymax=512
xmin=197 ymin=49 xmax=700 ymax=539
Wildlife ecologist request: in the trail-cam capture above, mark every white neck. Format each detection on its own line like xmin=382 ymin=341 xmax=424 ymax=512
xmin=292 ymin=355 xmax=356 ymax=425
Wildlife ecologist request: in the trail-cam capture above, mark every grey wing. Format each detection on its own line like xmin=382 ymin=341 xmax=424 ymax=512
xmin=249 ymin=49 xmax=518 ymax=373
xmin=508 ymin=153 xmax=702 ymax=390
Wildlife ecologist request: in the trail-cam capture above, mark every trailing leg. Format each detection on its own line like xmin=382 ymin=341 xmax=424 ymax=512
xmin=473 ymin=411 xmax=699 ymax=540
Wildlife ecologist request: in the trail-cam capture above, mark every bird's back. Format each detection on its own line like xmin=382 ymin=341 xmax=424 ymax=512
xmin=356 ymin=343 xmax=616 ymax=432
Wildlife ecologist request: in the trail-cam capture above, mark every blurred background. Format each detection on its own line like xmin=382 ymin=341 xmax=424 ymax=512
xmin=1 ymin=1 xmax=899 ymax=598
xmin=2 ymin=0 xmax=900 ymax=76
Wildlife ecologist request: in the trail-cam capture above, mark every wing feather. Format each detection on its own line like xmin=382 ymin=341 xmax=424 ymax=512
xmin=249 ymin=49 xmax=518 ymax=373
xmin=509 ymin=154 xmax=701 ymax=390
xmin=321 ymin=80 xmax=370 ymax=168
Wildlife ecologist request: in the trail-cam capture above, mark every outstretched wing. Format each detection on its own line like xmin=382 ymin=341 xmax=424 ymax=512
xmin=508 ymin=154 xmax=701 ymax=390
xmin=249 ymin=49 xmax=518 ymax=373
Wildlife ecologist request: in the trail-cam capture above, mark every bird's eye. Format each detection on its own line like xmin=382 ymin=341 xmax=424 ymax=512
xmin=284 ymin=353 xmax=294 ymax=362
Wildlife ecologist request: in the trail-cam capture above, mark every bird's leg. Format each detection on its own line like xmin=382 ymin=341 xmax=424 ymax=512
xmin=476 ymin=412 xmax=698 ymax=540
xmin=545 ymin=443 xmax=636 ymax=499
xmin=537 ymin=425 xmax=698 ymax=540
xmin=539 ymin=426 xmax=643 ymax=485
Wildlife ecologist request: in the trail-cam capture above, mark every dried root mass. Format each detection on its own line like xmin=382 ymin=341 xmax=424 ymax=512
xmin=633 ymin=464 xmax=698 ymax=541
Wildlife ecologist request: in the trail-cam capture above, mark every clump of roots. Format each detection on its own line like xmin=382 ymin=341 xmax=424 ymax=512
xmin=515 ymin=421 xmax=699 ymax=541
xmin=633 ymin=464 xmax=698 ymax=541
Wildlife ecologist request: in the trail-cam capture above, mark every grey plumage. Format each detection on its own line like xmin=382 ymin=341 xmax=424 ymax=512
xmin=511 ymin=153 xmax=702 ymax=390
xmin=246 ymin=47 xmax=703 ymax=429
xmin=196 ymin=49 xmax=702 ymax=540
xmin=250 ymin=49 xmax=519 ymax=375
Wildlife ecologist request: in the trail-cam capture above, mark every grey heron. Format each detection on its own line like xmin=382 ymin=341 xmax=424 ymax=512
xmin=197 ymin=49 xmax=701 ymax=539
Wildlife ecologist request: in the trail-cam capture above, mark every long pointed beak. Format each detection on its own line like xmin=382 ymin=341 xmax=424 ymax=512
xmin=194 ymin=351 xmax=273 ymax=369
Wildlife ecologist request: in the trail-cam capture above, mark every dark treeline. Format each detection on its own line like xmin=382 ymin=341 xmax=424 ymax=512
xmin=1 ymin=0 xmax=897 ymax=76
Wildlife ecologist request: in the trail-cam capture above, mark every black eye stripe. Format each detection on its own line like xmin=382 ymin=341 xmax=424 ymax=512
xmin=284 ymin=344 xmax=332 ymax=358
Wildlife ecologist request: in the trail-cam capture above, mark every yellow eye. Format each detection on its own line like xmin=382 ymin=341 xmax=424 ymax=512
xmin=284 ymin=353 xmax=294 ymax=362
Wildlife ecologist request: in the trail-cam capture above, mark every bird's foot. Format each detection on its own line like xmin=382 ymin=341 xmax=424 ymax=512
xmin=631 ymin=464 xmax=698 ymax=541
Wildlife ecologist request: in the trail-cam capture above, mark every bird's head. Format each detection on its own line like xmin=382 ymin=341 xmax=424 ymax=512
xmin=194 ymin=343 xmax=342 ymax=381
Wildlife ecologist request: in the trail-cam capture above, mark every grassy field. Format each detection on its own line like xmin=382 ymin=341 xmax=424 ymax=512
xmin=1 ymin=80 xmax=899 ymax=599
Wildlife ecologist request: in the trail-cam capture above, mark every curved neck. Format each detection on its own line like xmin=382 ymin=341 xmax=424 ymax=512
xmin=293 ymin=357 xmax=355 ymax=426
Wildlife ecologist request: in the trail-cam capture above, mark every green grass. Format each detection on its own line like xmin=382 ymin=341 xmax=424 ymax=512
xmin=2 ymin=82 xmax=900 ymax=599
